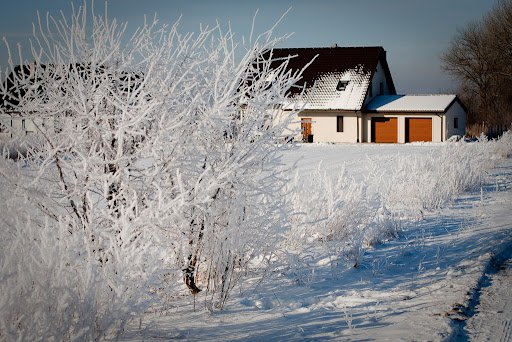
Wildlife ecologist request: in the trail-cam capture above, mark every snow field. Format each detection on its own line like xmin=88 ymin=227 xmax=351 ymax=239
xmin=1 ymin=134 xmax=511 ymax=341
xmin=282 ymin=134 xmax=512 ymax=277
xmin=119 ymin=136 xmax=512 ymax=341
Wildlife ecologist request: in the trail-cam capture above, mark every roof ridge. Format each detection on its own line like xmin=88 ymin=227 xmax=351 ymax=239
xmin=272 ymin=46 xmax=384 ymax=50
xmin=395 ymin=93 xmax=456 ymax=97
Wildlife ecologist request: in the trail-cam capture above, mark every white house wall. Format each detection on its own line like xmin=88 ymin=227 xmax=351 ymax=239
xmin=275 ymin=109 xmax=359 ymax=143
xmin=0 ymin=114 xmax=53 ymax=140
xmin=299 ymin=111 xmax=358 ymax=143
xmin=0 ymin=116 xmax=35 ymax=138
xmin=444 ymin=101 xmax=466 ymax=138
xmin=363 ymin=61 xmax=393 ymax=107
xmin=431 ymin=115 xmax=443 ymax=142
xmin=273 ymin=109 xmax=302 ymax=141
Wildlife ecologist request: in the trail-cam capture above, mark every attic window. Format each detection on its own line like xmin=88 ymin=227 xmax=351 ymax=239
xmin=336 ymin=80 xmax=349 ymax=91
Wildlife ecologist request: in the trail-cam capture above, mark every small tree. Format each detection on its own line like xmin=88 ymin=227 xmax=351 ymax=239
xmin=0 ymin=1 xmax=305 ymax=339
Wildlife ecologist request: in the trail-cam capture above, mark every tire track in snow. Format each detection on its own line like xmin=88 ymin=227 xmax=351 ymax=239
xmin=448 ymin=242 xmax=512 ymax=342
xmin=499 ymin=319 xmax=511 ymax=342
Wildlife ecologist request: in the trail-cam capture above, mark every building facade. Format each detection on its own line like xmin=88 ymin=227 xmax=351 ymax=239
xmin=271 ymin=46 xmax=466 ymax=143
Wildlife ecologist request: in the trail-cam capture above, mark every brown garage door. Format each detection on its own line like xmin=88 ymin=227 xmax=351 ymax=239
xmin=372 ymin=117 xmax=397 ymax=143
xmin=406 ymin=118 xmax=432 ymax=142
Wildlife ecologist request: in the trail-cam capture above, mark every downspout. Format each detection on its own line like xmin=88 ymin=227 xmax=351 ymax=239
xmin=442 ymin=114 xmax=444 ymax=141
xmin=356 ymin=111 xmax=360 ymax=143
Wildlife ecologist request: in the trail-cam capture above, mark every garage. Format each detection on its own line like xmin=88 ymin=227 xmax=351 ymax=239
xmin=371 ymin=117 xmax=397 ymax=143
xmin=366 ymin=94 xmax=466 ymax=143
xmin=406 ymin=118 xmax=432 ymax=142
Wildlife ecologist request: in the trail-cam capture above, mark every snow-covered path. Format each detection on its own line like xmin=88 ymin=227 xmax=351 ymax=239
xmin=464 ymin=256 xmax=512 ymax=342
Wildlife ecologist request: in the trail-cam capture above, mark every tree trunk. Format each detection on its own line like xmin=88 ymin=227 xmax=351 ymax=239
xmin=183 ymin=218 xmax=204 ymax=295
xmin=183 ymin=254 xmax=201 ymax=294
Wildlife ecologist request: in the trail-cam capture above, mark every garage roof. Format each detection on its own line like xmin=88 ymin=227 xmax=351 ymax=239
xmin=365 ymin=94 xmax=458 ymax=112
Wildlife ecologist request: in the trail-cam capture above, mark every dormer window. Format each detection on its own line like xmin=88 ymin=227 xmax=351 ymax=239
xmin=336 ymin=80 xmax=349 ymax=91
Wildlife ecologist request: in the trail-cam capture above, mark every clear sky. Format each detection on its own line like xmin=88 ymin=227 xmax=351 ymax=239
xmin=0 ymin=0 xmax=496 ymax=93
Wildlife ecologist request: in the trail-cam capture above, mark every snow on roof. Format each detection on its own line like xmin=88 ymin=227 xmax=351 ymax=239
xmin=366 ymin=94 xmax=457 ymax=112
xmin=283 ymin=67 xmax=371 ymax=111
xmin=269 ymin=46 xmax=393 ymax=111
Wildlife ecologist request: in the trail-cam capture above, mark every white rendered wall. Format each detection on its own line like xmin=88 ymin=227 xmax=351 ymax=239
xmin=432 ymin=115 xmax=443 ymax=142
xmin=298 ymin=111 xmax=358 ymax=143
xmin=0 ymin=114 xmax=54 ymax=140
xmin=444 ymin=101 xmax=467 ymax=138
xmin=274 ymin=109 xmax=302 ymax=141
xmin=276 ymin=110 xmax=359 ymax=143
xmin=363 ymin=61 xmax=393 ymax=107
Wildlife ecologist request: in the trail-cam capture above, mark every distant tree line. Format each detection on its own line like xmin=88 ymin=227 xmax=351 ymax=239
xmin=442 ymin=0 xmax=512 ymax=136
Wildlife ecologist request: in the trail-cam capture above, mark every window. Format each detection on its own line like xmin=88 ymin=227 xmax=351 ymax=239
xmin=379 ymin=82 xmax=384 ymax=95
xmin=336 ymin=80 xmax=349 ymax=91
xmin=454 ymin=117 xmax=459 ymax=129
xmin=337 ymin=116 xmax=344 ymax=132
xmin=21 ymin=119 xmax=26 ymax=130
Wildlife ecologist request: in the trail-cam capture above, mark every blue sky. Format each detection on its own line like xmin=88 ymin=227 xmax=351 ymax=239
xmin=0 ymin=0 xmax=495 ymax=93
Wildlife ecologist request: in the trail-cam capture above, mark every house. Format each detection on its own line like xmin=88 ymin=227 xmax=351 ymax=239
xmin=0 ymin=63 xmax=143 ymax=141
xmin=0 ymin=64 xmax=41 ymax=138
xmin=0 ymin=112 xmax=42 ymax=138
xmin=0 ymin=64 xmax=57 ymax=141
xmin=270 ymin=46 xmax=466 ymax=143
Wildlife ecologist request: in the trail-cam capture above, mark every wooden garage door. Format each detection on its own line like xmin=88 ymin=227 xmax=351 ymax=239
xmin=372 ymin=117 xmax=397 ymax=143
xmin=406 ymin=118 xmax=432 ymax=142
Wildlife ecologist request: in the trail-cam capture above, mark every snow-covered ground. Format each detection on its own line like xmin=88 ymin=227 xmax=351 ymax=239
xmin=464 ymin=256 xmax=512 ymax=342
xmin=122 ymin=143 xmax=512 ymax=341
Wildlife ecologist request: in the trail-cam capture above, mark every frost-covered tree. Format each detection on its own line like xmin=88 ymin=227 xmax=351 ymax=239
xmin=0 ymin=1 xmax=306 ymax=339
xmin=442 ymin=0 xmax=512 ymax=130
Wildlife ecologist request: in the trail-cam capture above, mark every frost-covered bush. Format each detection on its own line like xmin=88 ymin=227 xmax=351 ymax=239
xmin=480 ymin=130 xmax=512 ymax=159
xmin=371 ymin=133 xmax=512 ymax=218
xmin=284 ymin=133 xmax=512 ymax=275
xmin=363 ymin=206 xmax=402 ymax=247
xmin=0 ymin=157 xmax=160 ymax=341
xmin=287 ymin=164 xmax=379 ymax=268
xmin=0 ymin=1 xmax=306 ymax=339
